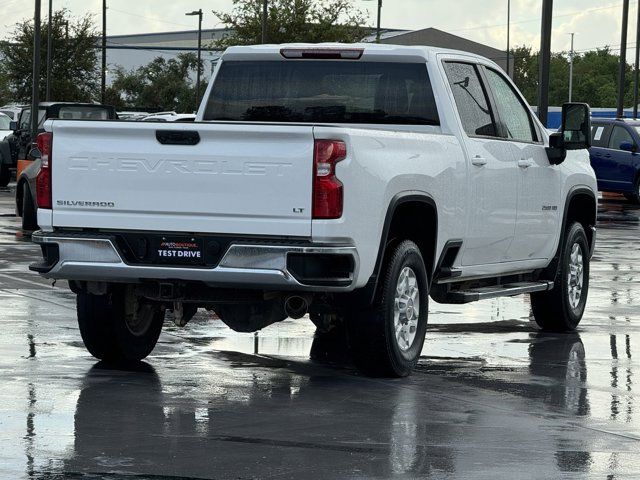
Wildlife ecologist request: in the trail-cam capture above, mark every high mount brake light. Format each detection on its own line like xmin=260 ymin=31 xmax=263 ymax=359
xmin=280 ymin=48 xmax=364 ymax=60
xmin=313 ymin=139 xmax=346 ymax=219
xmin=36 ymin=132 xmax=52 ymax=210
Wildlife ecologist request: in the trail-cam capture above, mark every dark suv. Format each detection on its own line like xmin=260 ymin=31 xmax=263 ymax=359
xmin=0 ymin=102 xmax=117 ymax=188
xmin=590 ymin=118 xmax=640 ymax=202
xmin=12 ymin=102 xmax=117 ymax=230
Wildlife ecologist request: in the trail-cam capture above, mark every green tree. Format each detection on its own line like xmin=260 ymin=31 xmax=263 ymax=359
xmin=0 ymin=9 xmax=99 ymax=103
xmin=104 ymin=53 xmax=202 ymax=112
xmin=0 ymin=69 xmax=11 ymax=105
xmin=213 ymin=0 xmax=367 ymax=48
xmin=511 ymin=45 xmax=636 ymax=109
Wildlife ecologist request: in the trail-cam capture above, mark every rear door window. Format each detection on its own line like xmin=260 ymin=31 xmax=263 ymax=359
xmin=608 ymin=125 xmax=633 ymax=150
xmin=444 ymin=62 xmax=497 ymax=137
xmin=204 ymin=61 xmax=440 ymax=125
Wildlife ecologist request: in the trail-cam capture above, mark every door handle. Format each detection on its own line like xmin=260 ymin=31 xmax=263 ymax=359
xmin=604 ymin=154 xmax=611 ymax=158
xmin=471 ymin=155 xmax=487 ymax=166
xmin=156 ymin=130 xmax=200 ymax=145
xmin=518 ymin=159 xmax=533 ymax=169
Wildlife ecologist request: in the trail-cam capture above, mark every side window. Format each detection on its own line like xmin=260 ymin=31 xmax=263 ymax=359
xmin=444 ymin=62 xmax=496 ymax=137
xmin=484 ymin=68 xmax=535 ymax=143
xmin=591 ymin=124 xmax=611 ymax=147
xmin=608 ymin=126 xmax=633 ymax=150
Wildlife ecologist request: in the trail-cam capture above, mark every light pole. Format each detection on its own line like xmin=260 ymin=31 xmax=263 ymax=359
xmin=633 ymin=0 xmax=640 ymax=118
xmin=261 ymin=0 xmax=268 ymax=44
xmin=376 ymin=0 xmax=382 ymax=43
xmin=32 ymin=0 xmax=42 ymax=141
xmin=617 ymin=0 xmax=630 ymax=118
xmin=186 ymin=9 xmax=203 ymax=111
xmin=364 ymin=0 xmax=382 ymax=43
xmin=506 ymin=0 xmax=510 ymax=77
xmin=568 ymin=32 xmax=574 ymax=102
xmin=538 ymin=0 xmax=553 ymax=126
xmin=45 ymin=0 xmax=52 ymax=101
xmin=101 ymin=0 xmax=107 ymax=104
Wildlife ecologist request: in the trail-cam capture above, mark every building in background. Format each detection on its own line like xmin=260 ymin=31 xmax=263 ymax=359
xmin=105 ymin=27 xmax=509 ymax=82
xmin=367 ymin=27 xmax=510 ymax=76
xmin=105 ymin=28 xmax=229 ymax=84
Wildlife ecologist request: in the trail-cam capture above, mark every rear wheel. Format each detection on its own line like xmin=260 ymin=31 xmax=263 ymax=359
xmin=347 ymin=240 xmax=429 ymax=377
xmin=0 ymin=163 xmax=10 ymax=187
xmin=531 ymin=222 xmax=590 ymax=332
xmin=21 ymin=186 xmax=38 ymax=231
xmin=77 ymin=286 xmax=165 ymax=362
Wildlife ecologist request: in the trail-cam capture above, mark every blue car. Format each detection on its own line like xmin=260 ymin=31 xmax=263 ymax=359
xmin=590 ymin=118 xmax=640 ymax=202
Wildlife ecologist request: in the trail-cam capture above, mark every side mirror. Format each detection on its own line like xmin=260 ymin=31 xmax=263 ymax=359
xmin=9 ymin=121 xmax=18 ymax=132
xmin=561 ymin=102 xmax=591 ymax=150
xmin=620 ymin=141 xmax=637 ymax=153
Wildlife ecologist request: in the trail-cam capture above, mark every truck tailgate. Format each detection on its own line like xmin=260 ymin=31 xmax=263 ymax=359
xmin=49 ymin=121 xmax=314 ymax=237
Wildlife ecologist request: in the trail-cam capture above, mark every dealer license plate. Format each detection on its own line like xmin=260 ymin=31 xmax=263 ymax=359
xmin=153 ymin=236 xmax=204 ymax=265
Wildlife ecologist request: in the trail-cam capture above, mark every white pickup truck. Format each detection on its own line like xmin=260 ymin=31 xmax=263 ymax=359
xmin=30 ymin=44 xmax=597 ymax=377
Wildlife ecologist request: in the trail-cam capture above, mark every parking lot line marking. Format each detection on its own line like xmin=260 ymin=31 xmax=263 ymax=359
xmin=0 ymin=288 xmax=75 ymax=310
xmin=0 ymin=272 xmax=62 ymax=290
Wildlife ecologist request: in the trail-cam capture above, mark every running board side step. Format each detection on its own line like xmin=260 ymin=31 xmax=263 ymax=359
xmin=443 ymin=281 xmax=554 ymax=304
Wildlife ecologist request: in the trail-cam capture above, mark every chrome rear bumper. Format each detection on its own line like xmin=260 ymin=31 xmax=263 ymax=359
xmin=31 ymin=232 xmax=359 ymax=292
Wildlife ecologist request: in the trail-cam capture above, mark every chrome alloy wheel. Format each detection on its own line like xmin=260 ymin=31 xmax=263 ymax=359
xmin=567 ymin=243 xmax=584 ymax=310
xmin=394 ymin=266 xmax=420 ymax=351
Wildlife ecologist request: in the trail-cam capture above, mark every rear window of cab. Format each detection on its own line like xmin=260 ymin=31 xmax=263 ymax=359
xmin=204 ymin=60 xmax=440 ymax=126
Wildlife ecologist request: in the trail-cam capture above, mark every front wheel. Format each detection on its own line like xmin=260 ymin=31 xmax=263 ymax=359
xmin=77 ymin=286 xmax=165 ymax=362
xmin=0 ymin=163 xmax=10 ymax=187
xmin=347 ymin=240 xmax=429 ymax=377
xmin=531 ymin=222 xmax=590 ymax=331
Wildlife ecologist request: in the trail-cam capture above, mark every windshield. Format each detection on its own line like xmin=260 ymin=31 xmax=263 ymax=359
xmin=0 ymin=110 xmax=14 ymax=120
xmin=0 ymin=114 xmax=10 ymax=130
xmin=204 ymin=61 xmax=440 ymax=125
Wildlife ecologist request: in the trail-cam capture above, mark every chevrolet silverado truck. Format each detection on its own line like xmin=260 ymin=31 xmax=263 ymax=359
xmin=29 ymin=44 xmax=597 ymax=377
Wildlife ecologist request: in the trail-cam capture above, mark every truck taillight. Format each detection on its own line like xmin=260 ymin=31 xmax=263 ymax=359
xmin=313 ymin=139 xmax=346 ymax=219
xmin=36 ymin=132 xmax=52 ymax=209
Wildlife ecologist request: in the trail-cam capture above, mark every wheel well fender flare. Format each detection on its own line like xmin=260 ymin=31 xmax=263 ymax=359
xmin=365 ymin=192 xmax=438 ymax=303
xmin=545 ymin=186 xmax=596 ymax=279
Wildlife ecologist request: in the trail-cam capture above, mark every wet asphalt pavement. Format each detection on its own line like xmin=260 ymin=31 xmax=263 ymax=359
xmin=0 ymin=185 xmax=639 ymax=480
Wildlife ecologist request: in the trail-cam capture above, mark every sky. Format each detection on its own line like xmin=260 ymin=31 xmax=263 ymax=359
xmin=0 ymin=0 xmax=636 ymax=55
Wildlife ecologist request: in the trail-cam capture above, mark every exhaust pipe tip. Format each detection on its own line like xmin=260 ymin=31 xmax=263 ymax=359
xmin=284 ymin=295 xmax=309 ymax=319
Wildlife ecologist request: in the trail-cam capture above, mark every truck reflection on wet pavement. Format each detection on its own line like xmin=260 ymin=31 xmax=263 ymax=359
xmin=0 ymin=187 xmax=638 ymax=479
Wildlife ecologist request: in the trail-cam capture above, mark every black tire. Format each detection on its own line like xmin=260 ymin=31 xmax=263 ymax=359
xmin=531 ymin=222 xmax=590 ymax=332
xmin=309 ymin=322 xmax=350 ymax=365
xmin=623 ymin=177 xmax=640 ymax=203
xmin=347 ymin=240 xmax=429 ymax=377
xmin=21 ymin=185 xmax=38 ymax=231
xmin=0 ymin=163 xmax=10 ymax=187
xmin=77 ymin=286 xmax=164 ymax=362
